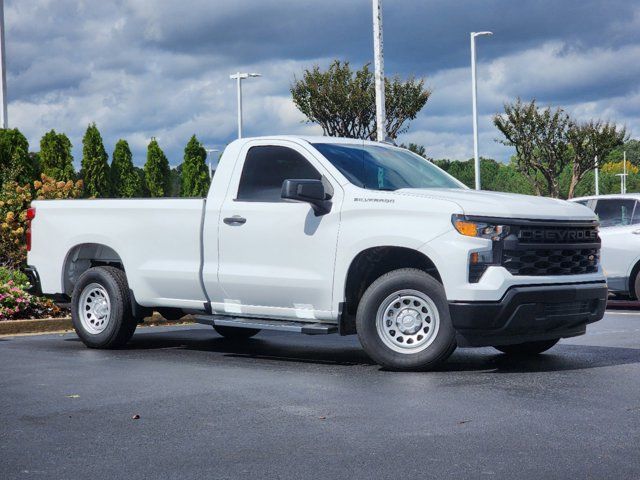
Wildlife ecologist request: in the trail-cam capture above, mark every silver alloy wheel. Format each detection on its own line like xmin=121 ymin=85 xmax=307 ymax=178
xmin=78 ymin=283 xmax=111 ymax=334
xmin=375 ymin=289 xmax=440 ymax=354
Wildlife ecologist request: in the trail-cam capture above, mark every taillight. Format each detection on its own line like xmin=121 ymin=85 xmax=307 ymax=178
xmin=26 ymin=207 xmax=35 ymax=252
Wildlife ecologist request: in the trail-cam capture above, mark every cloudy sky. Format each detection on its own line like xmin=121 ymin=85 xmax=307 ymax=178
xmin=5 ymin=0 xmax=640 ymax=166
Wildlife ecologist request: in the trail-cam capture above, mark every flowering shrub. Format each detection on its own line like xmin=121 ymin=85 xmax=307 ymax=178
xmin=0 ymin=183 xmax=31 ymax=269
xmin=34 ymin=175 xmax=83 ymax=201
xmin=0 ymin=174 xmax=83 ymax=268
xmin=0 ymin=266 xmax=29 ymax=289
xmin=0 ymin=280 xmax=64 ymax=320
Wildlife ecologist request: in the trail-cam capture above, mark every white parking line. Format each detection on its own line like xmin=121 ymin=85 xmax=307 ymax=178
xmin=605 ymin=310 xmax=640 ymax=316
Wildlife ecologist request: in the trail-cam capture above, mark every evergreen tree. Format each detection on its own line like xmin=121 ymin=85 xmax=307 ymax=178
xmin=144 ymin=138 xmax=170 ymax=197
xmin=181 ymin=135 xmax=210 ymax=197
xmin=111 ymin=140 xmax=142 ymax=198
xmin=0 ymin=128 xmax=34 ymax=188
xmin=39 ymin=129 xmax=75 ymax=181
xmin=134 ymin=166 xmax=149 ymax=197
xmin=81 ymin=123 xmax=111 ymax=197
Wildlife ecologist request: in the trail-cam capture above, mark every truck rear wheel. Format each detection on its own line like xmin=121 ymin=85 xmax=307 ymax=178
xmin=493 ymin=339 xmax=559 ymax=355
xmin=213 ymin=326 xmax=261 ymax=339
xmin=71 ymin=266 xmax=137 ymax=349
xmin=356 ymin=268 xmax=456 ymax=371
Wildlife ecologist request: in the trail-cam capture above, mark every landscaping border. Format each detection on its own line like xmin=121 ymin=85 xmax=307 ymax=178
xmin=0 ymin=314 xmax=194 ymax=336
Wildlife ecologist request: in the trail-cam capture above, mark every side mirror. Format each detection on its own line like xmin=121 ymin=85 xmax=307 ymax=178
xmin=281 ymin=179 xmax=332 ymax=216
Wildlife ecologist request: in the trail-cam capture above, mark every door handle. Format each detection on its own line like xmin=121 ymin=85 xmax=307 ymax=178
xmin=223 ymin=215 xmax=247 ymax=226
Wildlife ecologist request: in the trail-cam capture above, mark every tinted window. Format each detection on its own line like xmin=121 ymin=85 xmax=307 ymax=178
xmin=594 ymin=199 xmax=637 ymax=227
xmin=237 ymin=146 xmax=321 ymax=202
xmin=313 ymin=143 xmax=462 ymax=191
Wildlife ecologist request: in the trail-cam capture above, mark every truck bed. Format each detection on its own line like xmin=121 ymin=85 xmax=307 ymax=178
xmin=29 ymin=199 xmax=208 ymax=309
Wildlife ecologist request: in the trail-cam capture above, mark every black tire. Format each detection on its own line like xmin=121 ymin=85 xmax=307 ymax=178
xmin=356 ymin=268 xmax=456 ymax=371
xmin=213 ymin=326 xmax=261 ymax=339
xmin=633 ymin=268 xmax=640 ymax=300
xmin=493 ymin=339 xmax=559 ymax=356
xmin=71 ymin=266 xmax=137 ymax=349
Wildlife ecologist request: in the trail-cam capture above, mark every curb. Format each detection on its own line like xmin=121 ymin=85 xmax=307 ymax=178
xmin=0 ymin=313 xmax=195 ymax=336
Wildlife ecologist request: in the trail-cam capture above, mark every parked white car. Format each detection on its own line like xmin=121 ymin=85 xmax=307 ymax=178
xmin=571 ymin=194 xmax=640 ymax=298
xmin=26 ymin=136 xmax=607 ymax=370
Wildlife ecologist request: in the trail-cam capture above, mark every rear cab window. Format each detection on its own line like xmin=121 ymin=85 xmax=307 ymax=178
xmin=236 ymin=146 xmax=321 ymax=202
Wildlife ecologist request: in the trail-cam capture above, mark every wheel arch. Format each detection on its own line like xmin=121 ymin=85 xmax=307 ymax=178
xmin=61 ymin=243 xmax=124 ymax=296
xmin=339 ymin=246 xmax=442 ymax=334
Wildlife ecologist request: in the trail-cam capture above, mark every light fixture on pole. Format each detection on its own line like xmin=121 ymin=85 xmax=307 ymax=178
xmin=470 ymin=31 xmax=493 ymax=190
xmin=205 ymin=148 xmax=220 ymax=178
xmin=0 ymin=0 xmax=8 ymax=129
xmin=229 ymin=72 xmax=261 ymax=139
xmin=372 ymin=0 xmax=386 ymax=142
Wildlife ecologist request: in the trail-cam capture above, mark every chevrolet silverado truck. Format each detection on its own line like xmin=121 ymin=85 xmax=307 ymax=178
xmin=26 ymin=136 xmax=607 ymax=370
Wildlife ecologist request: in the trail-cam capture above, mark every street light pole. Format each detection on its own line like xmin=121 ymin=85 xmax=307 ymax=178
xmin=229 ymin=72 xmax=261 ymax=139
xmin=623 ymin=151 xmax=627 ymax=194
xmin=470 ymin=31 xmax=492 ymax=190
xmin=205 ymin=148 xmax=220 ymax=178
xmin=0 ymin=0 xmax=8 ymax=129
xmin=594 ymin=155 xmax=599 ymax=196
xmin=372 ymin=0 xmax=386 ymax=142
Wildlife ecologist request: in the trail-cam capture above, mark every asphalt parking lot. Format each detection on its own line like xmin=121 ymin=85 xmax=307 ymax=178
xmin=1 ymin=311 xmax=639 ymax=480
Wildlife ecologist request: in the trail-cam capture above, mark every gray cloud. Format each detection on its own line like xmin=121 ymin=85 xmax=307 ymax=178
xmin=4 ymin=0 xmax=640 ymax=166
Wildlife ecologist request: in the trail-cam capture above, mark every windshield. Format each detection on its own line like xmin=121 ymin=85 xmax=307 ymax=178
xmin=312 ymin=143 xmax=464 ymax=191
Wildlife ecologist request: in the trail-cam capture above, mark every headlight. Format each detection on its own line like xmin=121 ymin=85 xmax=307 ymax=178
xmin=452 ymin=214 xmax=510 ymax=241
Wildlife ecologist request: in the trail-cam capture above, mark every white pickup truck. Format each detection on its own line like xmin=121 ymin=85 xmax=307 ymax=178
xmin=26 ymin=136 xmax=607 ymax=370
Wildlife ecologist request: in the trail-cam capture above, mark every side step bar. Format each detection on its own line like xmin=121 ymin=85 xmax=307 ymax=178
xmin=193 ymin=315 xmax=338 ymax=335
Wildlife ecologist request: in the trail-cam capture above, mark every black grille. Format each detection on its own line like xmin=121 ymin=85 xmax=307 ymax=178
xmin=517 ymin=224 xmax=598 ymax=244
xmin=543 ymin=300 xmax=594 ymax=316
xmin=503 ymin=248 xmax=599 ymax=276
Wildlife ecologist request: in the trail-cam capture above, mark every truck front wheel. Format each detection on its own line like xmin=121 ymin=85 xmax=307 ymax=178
xmin=71 ymin=266 xmax=137 ymax=349
xmin=356 ymin=268 xmax=456 ymax=371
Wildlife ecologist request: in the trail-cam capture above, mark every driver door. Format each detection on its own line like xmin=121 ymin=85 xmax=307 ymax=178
xmin=215 ymin=141 xmax=342 ymax=321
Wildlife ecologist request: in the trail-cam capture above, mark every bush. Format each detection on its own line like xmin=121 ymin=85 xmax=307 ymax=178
xmin=0 ymin=183 xmax=31 ymax=269
xmin=0 ymin=281 xmax=64 ymax=320
xmin=0 ymin=175 xmax=83 ymax=268
xmin=0 ymin=266 xmax=29 ymax=289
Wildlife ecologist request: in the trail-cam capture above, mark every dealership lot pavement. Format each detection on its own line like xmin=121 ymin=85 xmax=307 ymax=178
xmin=1 ymin=311 xmax=639 ymax=479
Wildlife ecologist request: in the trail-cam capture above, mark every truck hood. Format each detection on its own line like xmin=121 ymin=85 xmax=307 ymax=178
xmin=395 ymin=188 xmax=596 ymax=221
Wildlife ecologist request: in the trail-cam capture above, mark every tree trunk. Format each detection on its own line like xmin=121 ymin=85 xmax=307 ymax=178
xmin=567 ymin=174 xmax=579 ymax=199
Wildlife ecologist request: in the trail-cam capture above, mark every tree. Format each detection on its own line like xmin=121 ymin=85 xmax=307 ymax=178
xmin=566 ymin=120 xmax=627 ymax=198
xmin=144 ymin=138 xmax=171 ymax=197
xmin=39 ymin=130 xmax=75 ymax=181
xmin=291 ymin=60 xmax=431 ymax=140
xmin=181 ymin=135 xmax=210 ymax=197
xmin=494 ymin=98 xmax=571 ymax=198
xmin=111 ymin=140 xmax=142 ymax=198
xmin=605 ymin=139 xmax=640 ymax=165
xmin=0 ymin=128 xmax=34 ymax=189
xmin=81 ymin=123 xmax=111 ymax=197
xmin=400 ymin=143 xmax=427 ymax=158
xmin=134 ymin=166 xmax=148 ymax=197
xmin=601 ymin=160 xmax=639 ymax=175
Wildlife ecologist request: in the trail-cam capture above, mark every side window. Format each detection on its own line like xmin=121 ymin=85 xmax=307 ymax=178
xmin=633 ymin=201 xmax=640 ymax=225
xmin=236 ymin=146 xmax=321 ymax=202
xmin=594 ymin=199 xmax=636 ymax=227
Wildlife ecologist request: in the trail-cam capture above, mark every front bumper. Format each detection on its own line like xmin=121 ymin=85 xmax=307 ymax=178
xmin=449 ymin=281 xmax=607 ymax=347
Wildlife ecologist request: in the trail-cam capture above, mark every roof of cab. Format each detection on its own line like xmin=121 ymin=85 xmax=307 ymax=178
xmin=572 ymin=193 xmax=640 ymax=202
xmin=229 ymin=135 xmax=396 ymax=147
